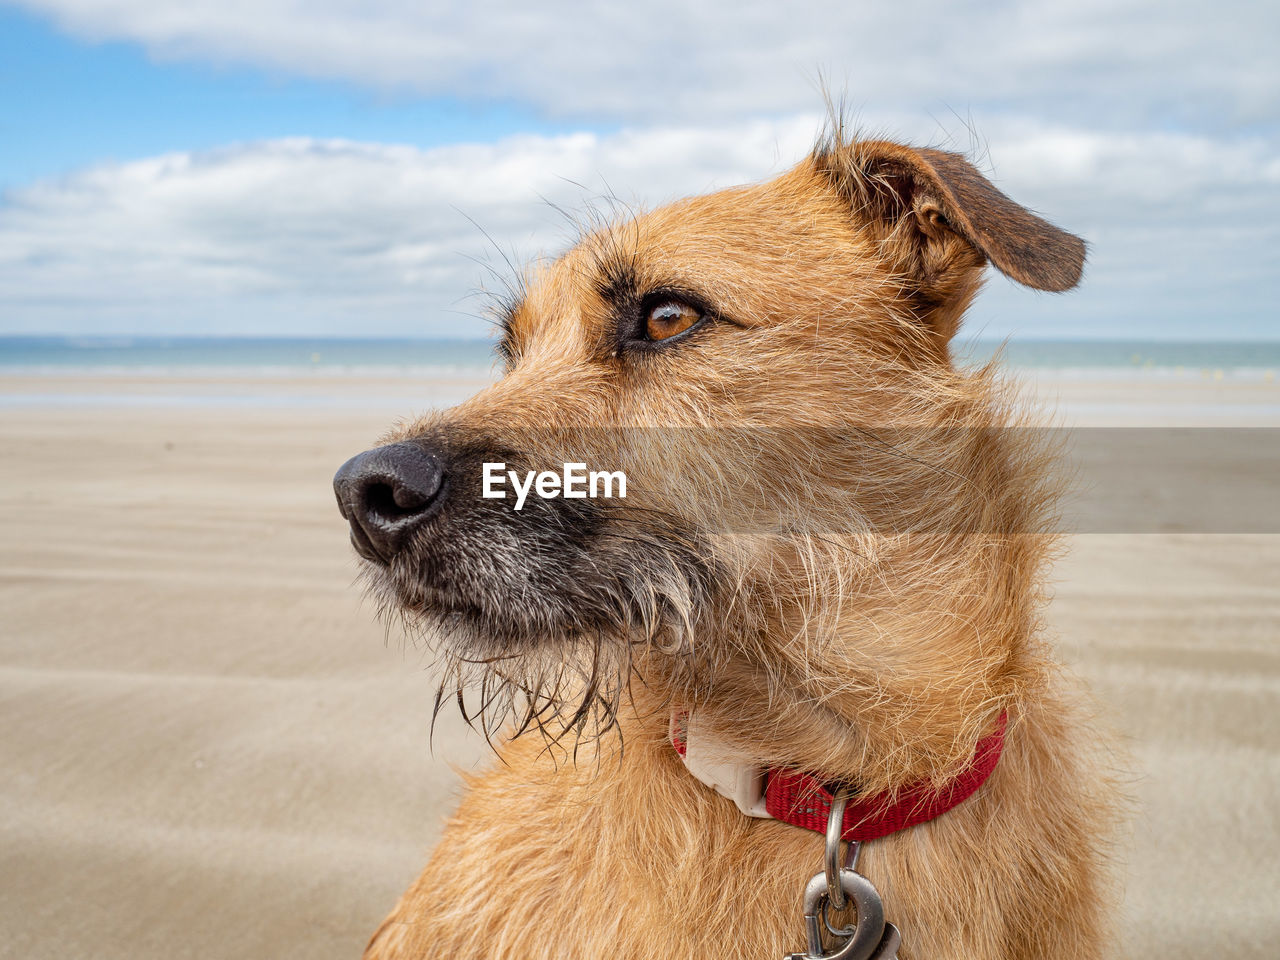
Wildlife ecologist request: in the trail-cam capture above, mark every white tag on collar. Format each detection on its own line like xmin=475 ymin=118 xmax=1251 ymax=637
xmin=670 ymin=709 xmax=773 ymax=819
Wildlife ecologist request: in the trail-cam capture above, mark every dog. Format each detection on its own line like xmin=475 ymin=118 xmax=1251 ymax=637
xmin=334 ymin=125 xmax=1120 ymax=959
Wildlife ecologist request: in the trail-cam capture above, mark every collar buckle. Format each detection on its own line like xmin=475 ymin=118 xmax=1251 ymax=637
xmin=670 ymin=709 xmax=773 ymax=819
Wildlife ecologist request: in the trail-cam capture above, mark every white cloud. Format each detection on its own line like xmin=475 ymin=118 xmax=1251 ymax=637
xmin=0 ymin=118 xmax=821 ymax=334
xmin=5 ymin=1 xmax=1275 ymax=336
xmin=13 ymin=0 xmax=1278 ymax=127
xmin=2 ymin=118 xmax=1275 ymax=337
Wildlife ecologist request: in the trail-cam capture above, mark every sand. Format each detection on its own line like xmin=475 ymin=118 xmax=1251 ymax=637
xmin=1 ymin=374 xmax=1277 ymax=959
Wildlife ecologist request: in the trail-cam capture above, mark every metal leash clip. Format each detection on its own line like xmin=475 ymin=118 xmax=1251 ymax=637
xmin=783 ymin=789 xmax=901 ymax=960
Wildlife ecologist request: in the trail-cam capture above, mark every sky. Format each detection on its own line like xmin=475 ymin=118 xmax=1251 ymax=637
xmin=0 ymin=1 xmax=1276 ymax=340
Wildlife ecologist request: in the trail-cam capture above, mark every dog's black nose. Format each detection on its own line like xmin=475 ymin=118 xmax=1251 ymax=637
xmin=334 ymin=442 xmax=444 ymax=561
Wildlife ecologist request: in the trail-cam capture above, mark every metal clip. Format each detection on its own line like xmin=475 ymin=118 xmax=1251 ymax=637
xmin=783 ymin=787 xmax=902 ymax=960
xmin=783 ymin=871 xmax=900 ymax=960
xmin=825 ymin=788 xmax=859 ymax=911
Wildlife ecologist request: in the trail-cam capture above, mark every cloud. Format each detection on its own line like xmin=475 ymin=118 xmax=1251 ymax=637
xmin=13 ymin=0 xmax=1278 ymax=128
xmin=0 ymin=118 xmax=821 ymax=334
xmin=5 ymin=1 xmax=1274 ymax=336
xmin=2 ymin=117 xmax=1275 ymax=337
xmin=967 ymin=121 xmax=1280 ymax=336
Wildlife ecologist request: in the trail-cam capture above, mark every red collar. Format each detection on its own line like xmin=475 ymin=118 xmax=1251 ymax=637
xmin=670 ymin=709 xmax=1007 ymax=842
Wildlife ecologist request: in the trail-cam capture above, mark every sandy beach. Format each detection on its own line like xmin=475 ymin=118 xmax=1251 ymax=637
xmin=1 ymin=373 xmax=1277 ymax=959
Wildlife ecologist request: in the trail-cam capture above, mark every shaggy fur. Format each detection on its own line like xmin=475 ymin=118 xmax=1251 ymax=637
xmin=346 ymin=128 xmax=1121 ymax=959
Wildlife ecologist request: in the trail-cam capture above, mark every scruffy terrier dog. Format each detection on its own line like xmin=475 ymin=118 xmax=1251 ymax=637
xmin=334 ymin=127 xmax=1119 ymax=959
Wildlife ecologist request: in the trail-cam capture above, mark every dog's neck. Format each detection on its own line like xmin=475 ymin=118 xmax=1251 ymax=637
xmin=638 ymin=653 xmax=1019 ymax=797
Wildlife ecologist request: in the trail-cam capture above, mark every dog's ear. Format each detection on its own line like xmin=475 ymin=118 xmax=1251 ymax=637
xmin=815 ymin=139 xmax=1086 ymax=337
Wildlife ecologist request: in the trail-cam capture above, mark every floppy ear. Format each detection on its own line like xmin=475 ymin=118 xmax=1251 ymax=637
xmin=815 ymin=138 xmax=1086 ymax=337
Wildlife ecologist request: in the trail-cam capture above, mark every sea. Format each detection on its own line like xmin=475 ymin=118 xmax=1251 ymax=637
xmin=2 ymin=336 xmax=1279 ymax=414
xmin=3 ymin=336 xmax=1280 ymax=380
xmin=0 ymin=337 xmax=499 ymax=379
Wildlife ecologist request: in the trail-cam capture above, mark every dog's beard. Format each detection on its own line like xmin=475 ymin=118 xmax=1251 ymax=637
xmin=358 ymin=509 xmax=710 ymax=751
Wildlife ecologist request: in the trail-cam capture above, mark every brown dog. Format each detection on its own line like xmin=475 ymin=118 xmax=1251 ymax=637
xmin=334 ymin=125 xmax=1119 ymax=959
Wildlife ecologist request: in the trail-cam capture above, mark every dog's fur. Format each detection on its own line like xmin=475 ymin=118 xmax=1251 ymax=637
xmin=351 ymin=126 xmax=1120 ymax=959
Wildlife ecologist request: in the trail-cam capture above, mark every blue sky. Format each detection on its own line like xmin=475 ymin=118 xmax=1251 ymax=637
xmin=0 ymin=1 xmax=1276 ymax=339
xmin=0 ymin=7 xmax=594 ymax=189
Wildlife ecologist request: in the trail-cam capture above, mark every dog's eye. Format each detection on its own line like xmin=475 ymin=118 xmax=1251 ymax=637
xmin=645 ymin=299 xmax=701 ymax=342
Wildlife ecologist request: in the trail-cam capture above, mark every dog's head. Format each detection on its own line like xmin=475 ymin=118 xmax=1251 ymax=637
xmin=335 ymin=133 xmax=1083 ymax=777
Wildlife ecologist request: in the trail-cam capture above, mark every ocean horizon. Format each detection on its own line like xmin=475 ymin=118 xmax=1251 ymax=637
xmin=4 ymin=335 xmax=1280 ymax=380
